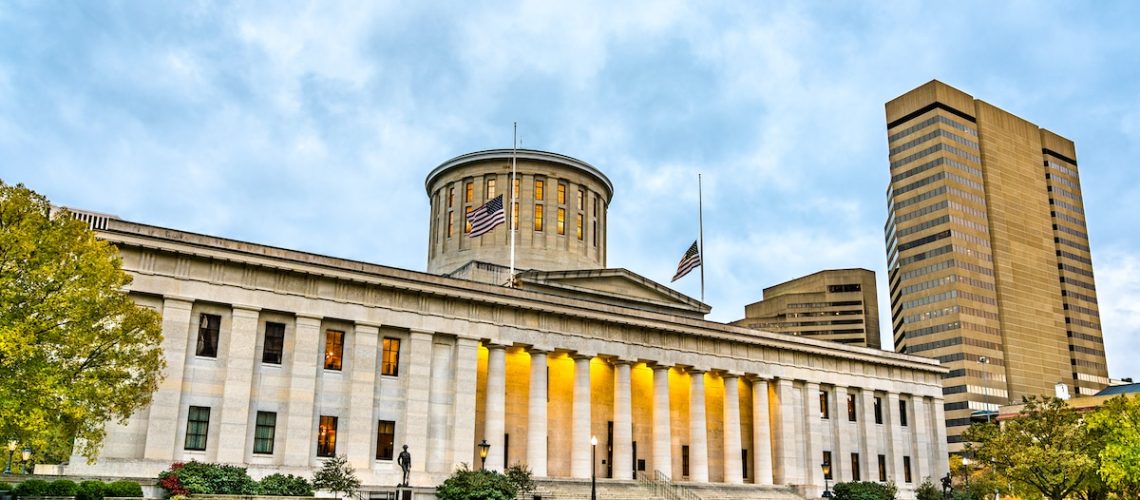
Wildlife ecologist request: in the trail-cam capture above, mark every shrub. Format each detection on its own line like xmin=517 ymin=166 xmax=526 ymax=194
xmin=832 ymin=480 xmax=897 ymax=500
xmin=258 ymin=474 xmax=314 ymax=496
xmin=916 ymin=478 xmax=942 ymax=500
xmin=157 ymin=461 xmax=257 ymax=496
xmin=503 ymin=464 xmax=534 ymax=497
xmin=435 ymin=465 xmax=516 ymax=500
xmin=14 ymin=479 xmax=52 ymax=497
xmin=0 ymin=482 xmax=11 ymax=492
xmin=45 ymin=480 xmax=78 ymax=497
xmin=312 ymin=456 xmax=360 ymax=500
xmin=77 ymin=480 xmax=106 ymax=500
xmin=105 ymin=481 xmax=143 ymax=498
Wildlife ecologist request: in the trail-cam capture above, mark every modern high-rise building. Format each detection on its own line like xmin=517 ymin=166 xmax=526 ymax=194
xmin=883 ymin=80 xmax=1109 ymax=448
xmin=733 ymin=269 xmax=881 ymax=349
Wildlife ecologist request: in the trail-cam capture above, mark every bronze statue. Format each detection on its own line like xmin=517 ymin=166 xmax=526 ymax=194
xmin=397 ymin=444 xmax=411 ymax=487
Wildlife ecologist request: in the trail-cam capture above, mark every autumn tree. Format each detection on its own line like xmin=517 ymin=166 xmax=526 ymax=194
xmin=962 ymin=396 xmax=1099 ymax=500
xmin=0 ymin=181 xmax=165 ymax=462
xmin=1086 ymin=395 xmax=1140 ymax=498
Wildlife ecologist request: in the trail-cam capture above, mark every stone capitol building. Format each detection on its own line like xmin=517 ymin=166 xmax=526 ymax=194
xmin=66 ymin=149 xmax=949 ymax=498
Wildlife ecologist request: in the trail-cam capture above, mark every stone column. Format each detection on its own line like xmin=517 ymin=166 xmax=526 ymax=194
xmin=930 ymin=396 xmax=949 ymax=478
xmin=144 ymin=297 xmax=193 ymax=461
xmin=612 ymin=360 xmax=634 ymax=480
xmin=345 ymin=323 xmax=379 ymax=470
xmin=217 ymin=306 xmax=259 ymax=464
xmin=860 ymin=390 xmax=878 ymax=480
xmin=427 ymin=338 xmax=455 ymax=473
xmin=653 ymin=365 xmax=673 ymax=477
xmin=885 ymin=392 xmax=906 ymax=484
xmin=284 ymin=315 xmax=321 ymax=466
xmin=452 ymin=338 xmax=480 ymax=471
xmin=804 ymin=382 xmax=824 ymax=490
xmin=688 ymin=370 xmax=709 ymax=483
xmin=771 ymin=379 xmax=802 ymax=485
xmin=722 ymin=374 xmax=744 ymax=484
xmin=571 ymin=354 xmax=593 ymax=479
xmin=527 ymin=349 xmax=549 ymax=477
xmin=911 ymin=396 xmax=931 ymax=480
xmin=832 ymin=385 xmax=849 ymax=482
xmin=751 ymin=378 xmax=774 ymax=485
xmin=403 ymin=331 xmax=435 ymax=479
xmin=484 ymin=343 xmax=508 ymax=472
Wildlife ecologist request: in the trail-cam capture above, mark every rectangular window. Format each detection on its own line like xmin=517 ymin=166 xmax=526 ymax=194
xmin=465 ymin=206 xmax=473 ymax=233
xmin=820 ymin=390 xmax=830 ymax=419
xmin=447 ymin=211 xmax=454 ymax=238
xmin=822 ymin=451 xmax=832 ymax=479
xmin=197 ymin=313 xmax=220 ymax=357
xmin=558 ymin=183 xmax=566 ymax=204
xmin=513 ymin=178 xmax=520 ymax=198
xmin=512 ymin=202 xmax=519 ymax=230
xmin=851 ymin=453 xmax=861 ymax=481
xmin=317 ymin=415 xmax=338 ymax=457
xmin=263 ymin=322 xmax=285 ymax=364
xmin=903 ymin=456 xmax=912 ymax=483
xmin=381 ymin=338 xmax=400 ymax=376
xmin=577 ymin=189 xmax=584 ymax=210
xmin=848 ymin=393 xmax=858 ymax=422
xmin=534 ymin=204 xmax=544 ymax=231
xmin=878 ymin=454 xmax=887 ymax=482
xmin=185 ymin=406 xmax=210 ymax=451
xmin=576 ymin=214 xmax=583 ymax=240
xmin=742 ymin=449 xmax=749 ymax=479
xmin=465 ymin=181 xmax=474 ymax=203
xmin=534 ymin=179 xmax=544 ymax=200
xmin=682 ymin=445 xmax=690 ymax=477
xmin=486 ymin=178 xmax=496 ymax=200
xmin=377 ymin=420 xmax=395 ymax=460
xmin=557 ymin=208 xmax=565 ymax=235
xmin=874 ymin=397 xmax=883 ymax=424
xmin=324 ymin=330 xmax=344 ymax=371
xmin=900 ymin=400 xmax=909 ymax=427
xmin=254 ymin=411 xmax=276 ymax=454
xmin=448 ymin=187 xmax=454 ymax=208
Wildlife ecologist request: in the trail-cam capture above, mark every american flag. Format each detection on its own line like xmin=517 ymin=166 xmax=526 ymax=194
xmin=467 ymin=194 xmax=506 ymax=238
xmin=671 ymin=241 xmax=701 ymax=282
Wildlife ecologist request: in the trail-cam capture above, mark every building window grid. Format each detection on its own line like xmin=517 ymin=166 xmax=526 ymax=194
xmin=317 ymin=416 xmax=338 ymax=457
xmin=253 ymin=411 xmax=276 ymax=454
xmin=381 ymin=337 xmax=400 ymax=376
xmin=185 ymin=406 xmax=210 ymax=451
xmin=377 ymin=420 xmax=395 ymax=460
xmin=324 ymin=330 xmax=344 ymax=371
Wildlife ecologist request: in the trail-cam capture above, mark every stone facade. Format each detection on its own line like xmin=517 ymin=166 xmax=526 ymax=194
xmin=734 ymin=269 xmax=881 ymax=348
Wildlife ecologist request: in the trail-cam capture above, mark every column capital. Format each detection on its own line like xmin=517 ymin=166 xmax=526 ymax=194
xmin=483 ymin=342 xmax=510 ymax=351
xmin=296 ymin=314 xmax=323 ymax=323
xmin=162 ymin=295 xmax=196 ymax=307
xmin=721 ymin=371 xmax=743 ymax=380
xmin=354 ymin=320 xmax=383 ymax=329
xmin=571 ymin=352 xmax=596 ymax=360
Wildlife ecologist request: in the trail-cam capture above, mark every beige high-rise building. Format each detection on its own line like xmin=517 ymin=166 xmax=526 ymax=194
xmin=883 ymin=81 xmax=1109 ymax=449
xmin=734 ymin=269 xmax=881 ymax=349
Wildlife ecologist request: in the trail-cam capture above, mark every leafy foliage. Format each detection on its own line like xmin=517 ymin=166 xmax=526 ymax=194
xmin=503 ymin=463 xmax=535 ymax=496
xmin=915 ymin=478 xmax=941 ymax=500
xmin=312 ymin=455 xmax=361 ymax=500
xmin=157 ymin=461 xmax=258 ymax=496
xmin=105 ymin=480 xmax=143 ymax=498
xmin=435 ymin=464 xmax=517 ymax=500
xmin=77 ymin=480 xmax=106 ymax=500
xmin=0 ymin=182 xmax=165 ymax=462
xmin=1086 ymin=395 xmax=1140 ymax=499
xmin=13 ymin=479 xmax=52 ymax=497
xmin=258 ymin=473 xmax=315 ymax=496
xmin=46 ymin=479 xmax=78 ymax=496
xmin=963 ymin=396 xmax=1098 ymax=500
xmin=832 ymin=480 xmax=896 ymax=500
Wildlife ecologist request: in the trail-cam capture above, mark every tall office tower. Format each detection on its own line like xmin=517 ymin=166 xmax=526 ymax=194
xmin=733 ymin=268 xmax=880 ymax=348
xmin=883 ymin=80 xmax=1108 ymax=448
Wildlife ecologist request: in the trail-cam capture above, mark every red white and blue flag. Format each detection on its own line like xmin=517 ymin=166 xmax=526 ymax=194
xmin=672 ymin=241 xmax=701 ymax=282
xmin=468 ymin=194 xmax=506 ymax=238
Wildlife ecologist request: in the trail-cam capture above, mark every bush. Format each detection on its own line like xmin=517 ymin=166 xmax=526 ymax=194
xmin=77 ymin=480 xmax=106 ymax=500
xmin=916 ymin=478 xmax=942 ymax=500
xmin=14 ymin=479 xmax=52 ymax=498
xmin=158 ymin=461 xmax=257 ymax=496
xmin=258 ymin=474 xmax=314 ymax=496
xmin=435 ymin=465 xmax=516 ymax=500
xmin=105 ymin=481 xmax=143 ymax=498
xmin=833 ymin=480 xmax=897 ymax=500
xmin=45 ymin=480 xmax=78 ymax=497
xmin=503 ymin=464 xmax=534 ymax=497
xmin=0 ymin=482 xmax=11 ymax=492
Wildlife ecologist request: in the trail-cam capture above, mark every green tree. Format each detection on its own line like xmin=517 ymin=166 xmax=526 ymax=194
xmin=962 ymin=396 xmax=1099 ymax=500
xmin=312 ymin=455 xmax=361 ymax=500
xmin=0 ymin=182 xmax=165 ymax=462
xmin=258 ymin=473 xmax=315 ymax=496
xmin=1086 ymin=395 xmax=1140 ymax=498
xmin=435 ymin=464 xmax=516 ymax=500
xmin=832 ymin=480 xmax=897 ymax=500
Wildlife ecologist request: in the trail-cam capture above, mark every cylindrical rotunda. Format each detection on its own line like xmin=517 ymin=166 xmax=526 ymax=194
xmin=425 ymin=149 xmax=613 ymax=275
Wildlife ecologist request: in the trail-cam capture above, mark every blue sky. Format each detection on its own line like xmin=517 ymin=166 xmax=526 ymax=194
xmin=2 ymin=1 xmax=1138 ymax=379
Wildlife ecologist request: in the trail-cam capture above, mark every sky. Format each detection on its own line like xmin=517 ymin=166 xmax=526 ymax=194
xmin=1 ymin=1 xmax=1138 ymax=379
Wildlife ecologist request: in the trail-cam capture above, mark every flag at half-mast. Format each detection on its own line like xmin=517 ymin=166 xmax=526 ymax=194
xmin=672 ymin=240 xmax=701 ymax=282
xmin=468 ymin=194 xmax=506 ymax=238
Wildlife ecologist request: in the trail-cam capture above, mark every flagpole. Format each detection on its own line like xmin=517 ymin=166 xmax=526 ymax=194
xmin=698 ymin=173 xmax=705 ymax=302
xmin=509 ymin=122 xmax=518 ymax=286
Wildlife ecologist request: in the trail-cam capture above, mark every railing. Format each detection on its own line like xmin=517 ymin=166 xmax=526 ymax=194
xmin=636 ymin=470 xmax=702 ymax=500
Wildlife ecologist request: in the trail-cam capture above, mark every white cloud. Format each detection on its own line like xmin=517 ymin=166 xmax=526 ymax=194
xmin=1096 ymin=247 xmax=1140 ymax=379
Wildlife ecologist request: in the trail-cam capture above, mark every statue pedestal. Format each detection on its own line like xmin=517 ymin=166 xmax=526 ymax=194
xmin=396 ymin=486 xmax=412 ymax=500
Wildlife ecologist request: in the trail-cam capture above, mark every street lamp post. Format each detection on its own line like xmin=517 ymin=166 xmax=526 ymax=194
xmin=821 ymin=463 xmax=832 ymax=498
xmin=478 ymin=440 xmax=490 ymax=470
xmin=4 ymin=440 xmax=15 ymax=475
xmin=20 ymin=448 xmax=30 ymax=475
xmin=962 ymin=457 xmax=971 ymax=489
xmin=591 ymin=436 xmax=598 ymax=500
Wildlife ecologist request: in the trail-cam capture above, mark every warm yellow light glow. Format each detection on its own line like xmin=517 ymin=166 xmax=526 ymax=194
xmin=591 ymin=436 xmax=598 ymax=446
xmin=6 ymin=440 xmax=16 ymax=452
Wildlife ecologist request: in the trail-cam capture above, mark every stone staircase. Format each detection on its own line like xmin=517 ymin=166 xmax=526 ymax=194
xmin=681 ymin=482 xmax=807 ymax=500
xmin=530 ymin=478 xmax=666 ymax=500
xmin=527 ymin=474 xmax=808 ymax=500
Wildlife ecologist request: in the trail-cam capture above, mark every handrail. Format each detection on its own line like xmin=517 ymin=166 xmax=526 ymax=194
xmin=635 ymin=469 xmax=702 ymax=500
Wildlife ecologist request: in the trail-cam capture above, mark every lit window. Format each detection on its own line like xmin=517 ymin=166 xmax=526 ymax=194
xmin=576 ymin=214 xmax=583 ymax=240
xmin=185 ymin=406 xmax=210 ymax=451
xmin=534 ymin=179 xmax=544 ymax=200
xmin=557 ymin=208 xmax=565 ymax=235
xmin=465 ymin=206 xmax=473 ymax=233
xmin=381 ymin=338 xmax=400 ymax=376
xmin=263 ymin=322 xmax=285 ymax=364
xmin=512 ymin=202 xmax=519 ymax=230
xmin=465 ymin=181 xmax=474 ymax=203
xmin=820 ymin=390 xmax=830 ymax=419
xmin=197 ymin=313 xmax=220 ymax=358
xmin=324 ymin=330 xmax=344 ymax=371
xmin=254 ymin=411 xmax=276 ymax=454
xmin=447 ymin=211 xmax=454 ymax=238
xmin=534 ymin=204 xmax=544 ymax=231
xmin=486 ymin=178 xmax=496 ymax=200
xmin=513 ymin=178 xmax=520 ymax=198
xmin=577 ymin=189 xmax=584 ymax=210
xmin=377 ymin=420 xmax=395 ymax=460
xmin=317 ymin=416 xmax=338 ymax=457
xmin=558 ymin=183 xmax=566 ymax=204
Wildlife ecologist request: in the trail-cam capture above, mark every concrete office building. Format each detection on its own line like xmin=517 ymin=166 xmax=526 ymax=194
xmin=883 ymin=81 xmax=1109 ymax=449
xmin=733 ymin=269 xmax=881 ymax=349
xmin=66 ymin=149 xmax=949 ymax=498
